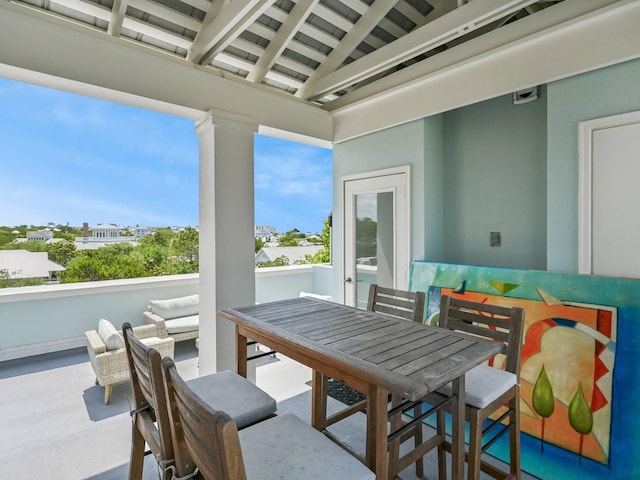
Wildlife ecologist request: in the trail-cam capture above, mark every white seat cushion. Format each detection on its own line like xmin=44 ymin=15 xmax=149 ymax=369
xmin=149 ymin=294 xmax=199 ymax=320
xmin=437 ymin=364 xmax=517 ymax=409
xmin=97 ymin=319 xmax=124 ymax=351
xmin=165 ymin=314 xmax=199 ymax=334
xmin=186 ymin=370 xmax=276 ymax=429
xmin=239 ymin=414 xmax=375 ymax=480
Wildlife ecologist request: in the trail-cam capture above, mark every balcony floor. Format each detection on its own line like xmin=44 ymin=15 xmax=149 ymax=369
xmin=0 ymin=342 xmax=536 ymax=479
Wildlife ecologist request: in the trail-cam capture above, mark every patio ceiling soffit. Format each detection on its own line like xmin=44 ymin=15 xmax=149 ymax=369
xmin=0 ymin=0 xmax=569 ymax=113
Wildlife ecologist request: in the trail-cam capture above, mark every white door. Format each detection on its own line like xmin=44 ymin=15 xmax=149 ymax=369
xmin=579 ymin=111 xmax=640 ymax=278
xmin=343 ymin=168 xmax=409 ymax=308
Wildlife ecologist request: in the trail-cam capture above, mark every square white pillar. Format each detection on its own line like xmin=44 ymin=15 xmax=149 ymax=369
xmin=196 ymin=110 xmax=257 ymax=376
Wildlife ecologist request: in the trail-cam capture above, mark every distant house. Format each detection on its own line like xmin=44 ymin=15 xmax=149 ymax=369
xmin=134 ymin=226 xmax=153 ymax=238
xmin=255 ymin=245 xmax=323 ymax=265
xmin=0 ymin=250 xmax=65 ymax=282
xmin=26 ymin=230 xmax=54 ymax=242
xmin=75 ymin=222 xmax=137 ymax=249
xmin=255 ymin=225 xmax=277 ymax=241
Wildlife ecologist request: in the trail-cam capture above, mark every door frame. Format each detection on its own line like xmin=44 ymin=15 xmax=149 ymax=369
xmin=578 ymin=109 xmax=640 ymax=274
xmin=341 ymin=166 xmax=411 ymax=306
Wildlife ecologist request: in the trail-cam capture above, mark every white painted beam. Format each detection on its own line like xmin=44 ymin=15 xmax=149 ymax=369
xmin=314 ymin=3 xmax=354 ymax=32
xmin=296 ymin=0 xmax=395 ymax=99
xmin=122 ymin=17 xmax=192 ymax=49
xmin=107 ymin=0 xmax=128 ymax=37
xmin=50 ymin=0 xmax=110 ymax=21
xmin=129 ymin=0 xmax=202 ymax=32
xmin=246 ymin=0 xmax=318 ymax=83
xmin=301 ymin=0 xmax=538 ymax=100
xmin=187 ymin=0 xmax=273 ymax=64
xmin=180 ymin=0 xmax=211 ymax=13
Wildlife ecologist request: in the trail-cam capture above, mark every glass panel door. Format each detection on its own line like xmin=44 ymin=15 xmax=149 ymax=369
xmin=343 ymin=169 xmax=409 ymax=308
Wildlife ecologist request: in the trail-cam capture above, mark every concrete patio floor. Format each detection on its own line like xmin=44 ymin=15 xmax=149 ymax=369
xmin=0 ymin=341 xmax=537 ymax=479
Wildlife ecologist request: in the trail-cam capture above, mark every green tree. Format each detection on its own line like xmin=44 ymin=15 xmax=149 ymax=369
xmin=256 ymin=255 xmax=289 ymax=268
xmin=141 ymin=228 xmax=174 ymax=248
xmin=60 ymin=243 xmax=147 ymax=283
xmin=172 ymin=227 xmax=199 ymax=264
xmin=312 ymin=218 xmax=331 ymax=264
xmin=356 ymin=217 xmax=377 ymax=259
xmin=47 ymin=241 xmax=78 ymax=266
xmin=278 ymin=229 xmax=306 ymax=247
xmin=255 ymin=237 xmax=265 ymax=253
xmin=532 ymin=365 xmax=555 ymax=453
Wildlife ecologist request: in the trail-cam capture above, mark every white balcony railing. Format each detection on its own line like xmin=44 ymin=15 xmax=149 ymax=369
xmin=0 ymin=264 xmax=334 ymax=362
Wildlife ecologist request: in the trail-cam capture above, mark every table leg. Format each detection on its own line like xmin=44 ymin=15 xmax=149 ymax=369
xmin=236 ymin=325 xmax=247 ymax=378
xmin=451 ymin=375 xmax=466 ymax=480
xmin=367 ymin=385 xmax=389 ymax=480
xmin=387 ymin=394 xmax=402 ymax=479
xmin=311 ymin=370 xmax=328 ymax=432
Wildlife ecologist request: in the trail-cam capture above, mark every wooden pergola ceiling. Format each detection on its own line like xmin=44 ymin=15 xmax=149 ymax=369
xmin=10 ymin=0 xmax=564 ymax=108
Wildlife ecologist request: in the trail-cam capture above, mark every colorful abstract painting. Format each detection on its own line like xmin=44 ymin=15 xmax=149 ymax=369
xmin=409 ymin=262 xmax=640 ymax=480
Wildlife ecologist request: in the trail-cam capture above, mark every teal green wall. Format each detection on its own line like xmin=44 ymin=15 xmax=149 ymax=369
xmin=547 ymin=57 xmax=640 ymax=272
xmin=443 ymin=90 xmax=547 ymax=269
xmin=333 ymin=120 xmax=431 ymax=299
xmin=334 ymin=57 xmax=640 ymax=276
xmin=334 ymin=90 xmax=547 ymax=274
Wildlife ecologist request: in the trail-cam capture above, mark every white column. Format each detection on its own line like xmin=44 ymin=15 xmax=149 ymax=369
xmin=195 ymin=110 xmax=257 ymax=376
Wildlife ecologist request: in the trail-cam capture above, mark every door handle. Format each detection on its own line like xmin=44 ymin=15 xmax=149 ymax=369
xmin=345 ymin=277 xmax=353 ymax=284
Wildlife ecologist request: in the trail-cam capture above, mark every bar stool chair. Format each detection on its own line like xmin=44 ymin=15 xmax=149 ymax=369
xmin=122 ymin=322 xmax=277 ymax=480
xmin=321 ymin=284 xmax=427 ymax=477
xmin=421 ymin=295 xmax=525 ymax=480
xmin=161 ymin=356 xmax=375 ymax=480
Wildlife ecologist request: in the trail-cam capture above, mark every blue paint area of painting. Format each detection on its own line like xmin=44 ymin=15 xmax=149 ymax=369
xmin=421 ymin=411 xmax=615 ymax=479
xmin=409 ymin=262 xmax=640 ymax=480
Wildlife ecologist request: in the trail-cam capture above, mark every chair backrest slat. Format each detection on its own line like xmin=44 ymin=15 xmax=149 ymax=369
xmin=123 ymin=323 xmax=174 ymax=465
xmin=439 ymin=295 xmax=525 ymax=376
xmin=367 ymin=284 xmax=425 ymax=324
xmin=162 ymin=357 xmax=247 ymax=480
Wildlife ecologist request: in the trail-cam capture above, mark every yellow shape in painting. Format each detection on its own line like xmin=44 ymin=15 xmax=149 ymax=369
xmin=489 ymin=280 xmax=519 ymax=295
xmin=536 ymin=288 xmax=563 ymax=306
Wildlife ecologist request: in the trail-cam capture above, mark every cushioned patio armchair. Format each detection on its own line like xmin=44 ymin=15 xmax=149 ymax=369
xmin=85 ymin=319 xmax=174 ymax=404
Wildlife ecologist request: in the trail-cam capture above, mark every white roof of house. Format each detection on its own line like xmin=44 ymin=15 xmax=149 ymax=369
xmin=256 ymin=245 xmax=323 ymax=265
xmin=0 ymin=250 xmax=65 ymax=279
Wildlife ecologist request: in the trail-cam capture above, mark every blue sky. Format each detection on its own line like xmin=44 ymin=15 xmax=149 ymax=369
xmin=0 ymin=77 xmax=332 ymax=234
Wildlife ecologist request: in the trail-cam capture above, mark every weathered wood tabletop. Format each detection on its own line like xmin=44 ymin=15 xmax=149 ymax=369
xmin=219 ymin=296 xmax=502 ymax=480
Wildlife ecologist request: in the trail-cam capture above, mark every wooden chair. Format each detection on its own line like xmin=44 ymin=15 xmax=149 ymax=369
xmin=324 ymin=284 xmax=427 ymax=477
xmin=122 ymin=323 xmax=277 ymax=480
xmin=367 ymin=284 xmax=425 ymax=323
xmin=161 ymin=356 xmax=375 ymax=480
xmin=325 ymin=284 xmax=426 ymax=412
xmin=423 ymin=295 xmax=525 ymax=480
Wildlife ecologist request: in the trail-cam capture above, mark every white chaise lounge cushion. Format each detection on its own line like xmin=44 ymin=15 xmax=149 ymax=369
xmin=436 ymin=364 xmax=517 ymax=409
xmin=97 ymin=319 xmax=125 ymax=351
xmin=165 ymin=315 xmax=199 ymax=334
xmin=239 ymin=414 xmax=375 ymax=480
xmin=186 ymin=370 xmax=276 ymax=429
xmin=299 ymin=291 xmax=333 ymax=301
xmin=149 ymin=294 xmax=199 ymax=320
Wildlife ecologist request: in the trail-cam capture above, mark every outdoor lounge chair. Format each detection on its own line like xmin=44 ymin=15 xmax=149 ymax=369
xmin=85 ymin=319 xmax=174 ymax=404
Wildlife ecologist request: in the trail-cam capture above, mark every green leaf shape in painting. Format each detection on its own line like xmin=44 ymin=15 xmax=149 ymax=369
xmin=569 ymin=383 xmax=593 ymax=435
xmin=532 ymin=365 xmax=555 ymax=418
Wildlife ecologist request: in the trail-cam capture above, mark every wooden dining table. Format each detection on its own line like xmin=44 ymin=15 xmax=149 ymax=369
xmin=219 ymin=296 xmax=503 ymax=480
